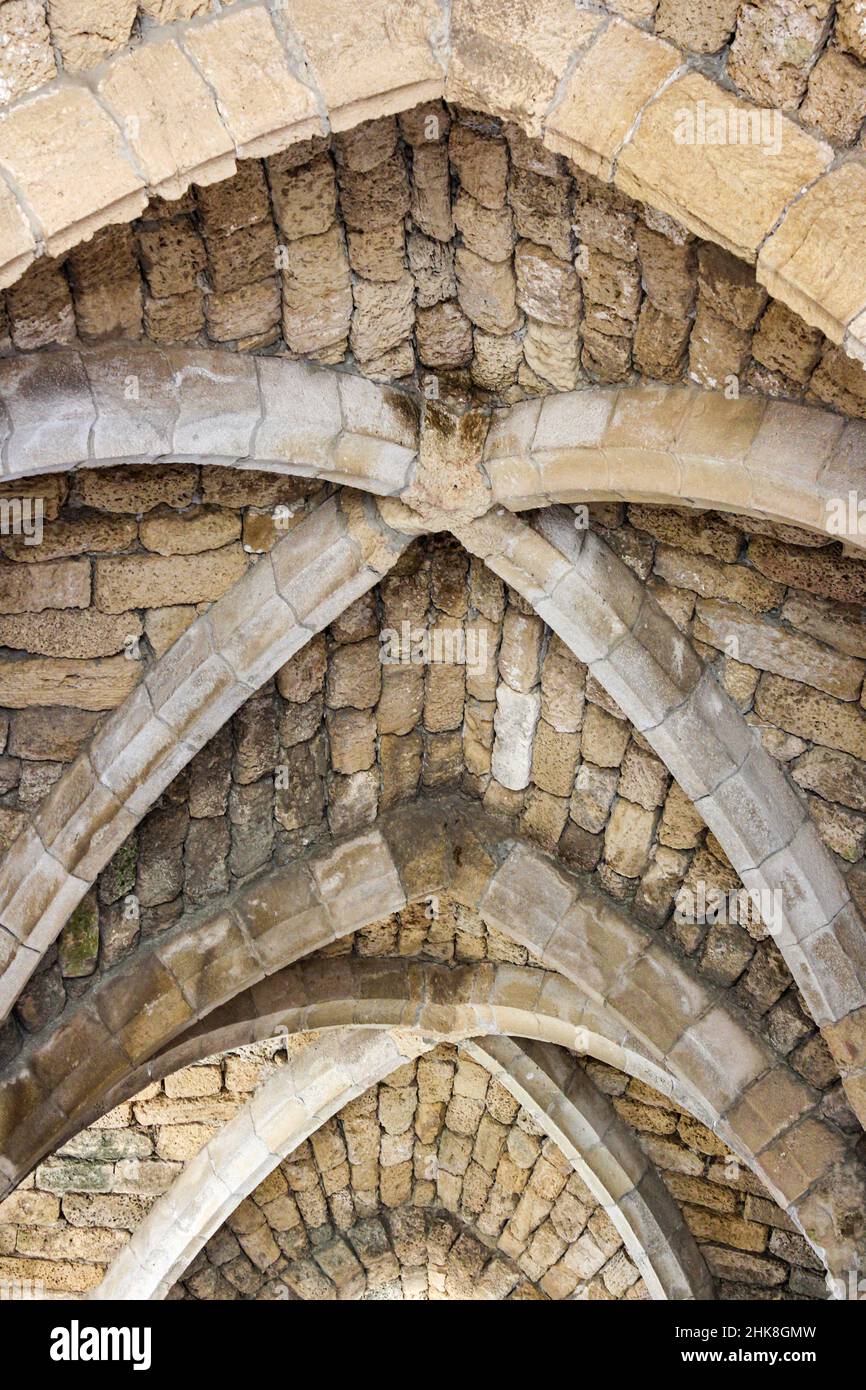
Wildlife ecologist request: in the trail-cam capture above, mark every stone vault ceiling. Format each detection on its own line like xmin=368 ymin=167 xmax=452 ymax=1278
xmin=0 ymin=0 xmax=866 ymax=1309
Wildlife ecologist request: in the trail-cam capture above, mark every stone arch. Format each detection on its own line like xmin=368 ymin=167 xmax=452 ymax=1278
xmin=3 ymin=483 xmax=865 ymax=1128
xmin=484 ymin=384 xmax=866 ymax=551
xmin=2 ymin=799 xmax=861 ymax=1279
xmin=4 ymin=350 xmax=864 ymax=552
xmin=93 ymin=1028 xmax=713 ymax=1301
xmin=0 ymin=487 xmax=416 ymax=1019
xmin=0 ymin=4 xmax=861 ymax=363
xmin=461 ymin=1037 xmax=714 ymax=1301
xmin=451 ymin=505 xmax=866 ymax=1125
xmin=92 ymin=1028 xmax=431 ymax=1300
xmin=0 ymin=348 xmax=418 ymax=495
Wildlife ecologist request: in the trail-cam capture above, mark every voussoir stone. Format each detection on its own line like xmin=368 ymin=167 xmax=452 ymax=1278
xmin=615 ymin=71 xmax=832 ymax=261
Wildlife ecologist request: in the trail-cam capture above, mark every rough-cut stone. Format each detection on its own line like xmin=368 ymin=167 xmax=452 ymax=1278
xmin=95 ymin=547 xmax=247 ymax=612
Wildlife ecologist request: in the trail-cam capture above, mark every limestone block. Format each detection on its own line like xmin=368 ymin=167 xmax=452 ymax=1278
xmin=837 ymin=0 xmax=866 ymax=62
xmin=616 ymin=71 xmax=832 ymax=261
xmin=456 ymin=247 xmax=520 ymax=335
xmin=749 ymin=536 xmax=866 ymax=604
xmin=755 ymin=674 xmax=866 ymax=758
xmin=509 ymin=167 xmax=572 ymax=261
xmin=448 ymin=0 xmax=601 ymax=134
xmin=416 ymin=301 xmax=473 ymax=369
xmin=0 ymin=556 xmax=89 ymax=613
xmin=728 ymin=0 xmax=832 ymax=110
xmin=492 ymin=684 xmax=541 ymax=790
xmin=758 ymin=162 xmax=866 ymax=344
xmin=334 ymin=117 xmax=398 ymax=173
xmin=655 ymin=0 xmax=740 ymax=52
xmin=184 ymin=8 xmax=321 ymax=158
xmin=802 ymin=46 xmax=866 ymax=147
xmin=350 ymin=274 xmax=415 ymax=364
xmin=545 ymin=22 xmax=680 ymax=181
xmin=453 ymin=193 xmax=514 ymax=262
xmin=347 ymin=224 xmax=406 ymax=283
xmin=408 ymin=230 xmax=456 ymax=308
xmin=792 ymin=747 xmax=866 ymax=811
xmin=523 ymin=319 xmax=581 ymax=392
xmin=694 ymin=597 xmax=865 ymax=700
xmin=284 ymin=0 xmax=444 ymax=130
xmin=281 ymin=224 xmax=353 ymax=355
xmin=0 ymin=656 xmax=139 ymax=711
xmin=48 ymin=0 xmax=136 ymax=70
xmin=0 ymin=1 xmax=55 ymax=101
xmin=0 ymin=175 xmax=35 ymax=289
xmin=326 ymin=637 xmax=382 ymax=711
xmin=95 ymin=546 xmax=247 ymax=612
xmin=0 ymin=609 xmax=141 ymax=660
xmin=570 ymin=762 xmax=618 ymax=833
xmin=99 ymin=41 xmax=235 ymax=200
xmin=269 ymin=153 xmax=337 ymax=242
xmin=515 ymin=241 xmax=581 ymax=327
xmin=0 ymin=87 xmax=146 ymax=258
xmin=449 ymin=125 xmax=508 ymax=210
xmin=654 ymin=546 xmax=784 ymax=613
xmin=581 ymin=704 xmax=630 ymax=768
xmin=411 ymin=143 xmax=453 ymax=243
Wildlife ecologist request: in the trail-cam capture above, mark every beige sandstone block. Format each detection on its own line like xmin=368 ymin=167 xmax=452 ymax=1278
xmin=48 ymin=0 xmax=135 ymax=70
xmin=755 ymin=673 xmax=866 ymax=759
xmin=0 ymin=176 xmax=36 ymax=289
xmin=655 ymin=0 xmax=740 ymax=53
xmin=456 ymin=247 xmax=520 ymax=335
xmin=0 ymin=609 xmax=141 ymax=659
xmin=0 ymin=1 xmax=55 ymax=101
xmin=546 ymin=22 xmax=681 ymax=182
xmin=0 ymin=655 xmax=139 ymax=709
xmin=449 ymin=125 xmax=508 ymax=210
xmin=183 ymin=8 xmax=322 ymax=158
xmin=615 ymin=72 xmax=832 ymax=261
xmin=448 ymin=0 xmax=602 ymax=135
xmin=1 ymin=510 xmax=136 ymax=564
xmin=0 ymin=87 xmax=146 ymax=258
xmin=837 ymin=0 xmax=866 ymax=63
xmin=800 ymin=47 xmax=866 ymax=147
xmin=99 ymin=41 xmax=235 ymax=201
xmin=758 ymin=162 xmax=866 ymax=344
xmin=139 ymin=506 xmax=241 ymax=557
xmin=654 ymin=545 xmax=784 ymax=613
xmin=604 ymin=798 xmax=657 ymax=878
xmin=285 ymin=0 xmax=444 ymax=130
xmin=693 ymin=597 xmax=865 ymax=700
xmin=270 ymin=152 xmax=336 ymax=242
xmin=0 ymin=557 xmax=90 ymax=613
xmin=94 ymin=545 xmax=247 ymax=612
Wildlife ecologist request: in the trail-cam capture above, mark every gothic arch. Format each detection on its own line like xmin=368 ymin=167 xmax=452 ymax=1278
xmin=0 ymin=5 xmax=861 ymax=362
xmin=93 ymin=1029 xmax=713 ymax=1301
xmin=1 ymin=801 xmax=861 ymax=1279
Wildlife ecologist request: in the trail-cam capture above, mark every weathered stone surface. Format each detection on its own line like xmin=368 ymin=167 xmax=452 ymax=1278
xmin=546 ymin=22 xmax=680 ymax=182
xmin=95 ymin=547 xmax=247 ymax=612
xmin=693 ymin=598 xmax=865 ymax=700
xmin=756 ymin=674 xmax=866 ymax=759
xmin=0 ymin=558 xmax=90 ymax=613
xmin=616 ymin=72 xmax=832 ymax=261
xmin=0 ymin=610 xmax=141 ymax=659
xmin=0 ymin=655 xmax=139 ymax=709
